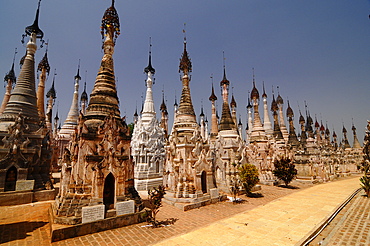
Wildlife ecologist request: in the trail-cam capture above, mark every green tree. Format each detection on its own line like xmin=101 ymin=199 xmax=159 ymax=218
xmin=127 ymin=122 xmax=135 ymax=137
xmin=272 ymin=157 xmax=297 ymax=187
xmin=238 ymin=163 xmax=259 ymax=196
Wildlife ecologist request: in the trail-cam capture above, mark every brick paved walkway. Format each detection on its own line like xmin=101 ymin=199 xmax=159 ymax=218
xmin=0 ymin=184 xmax=306 ymax=245
xmin=0 ymin=176 xmax=364 ymax=246
xmin=156 ymin=176 xmax=361 ymax=246
xmin=310 ymin=189 xmax=370 ymax=246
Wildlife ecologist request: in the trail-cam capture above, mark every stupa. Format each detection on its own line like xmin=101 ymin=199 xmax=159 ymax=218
xmin=0 ymin=0 xmax=54 ymax=203
xmin=53 ymin=1 xmax=142 ymax=226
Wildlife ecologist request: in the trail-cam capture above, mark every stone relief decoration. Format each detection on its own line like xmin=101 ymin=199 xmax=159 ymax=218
xmin=0 ymin=113 xmax=31 ymax=169
xmin=131 ymin=117 xmax=166 ymax=191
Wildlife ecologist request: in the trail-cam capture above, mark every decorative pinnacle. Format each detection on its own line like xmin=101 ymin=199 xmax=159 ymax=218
xmin=101 ymin=0 xmax=120 ymax=45
xmin=4 ymin=48 xmax=17 ymax=83
xmin=250 ymin=68 xmax=259 ymax=100
xmin=174 ymin=92 xmax=178 ymax=107
xmin=220 ymin=51 xmax=229 ymax=86
xmin=209 ymin=81 xmax=217 ymax=102
xmin=23 ymin=0 xmax=44 ymax=43
xmin=179 ymin=24 xmax=192 ymax=75
xmin=160 ymin=89 xmax=167 ymax=112
xmin=46 ymin=69 xmax=57 ymax=99
xmin=75 ymin=59 xmax=81 ymax=80
xmin=37 ymin=42 xmax=50 ymax=74
xmin=144 ymin=37 xmax=155 ymax=74
xmin=276 ymin=86 xmax=283 ymax=105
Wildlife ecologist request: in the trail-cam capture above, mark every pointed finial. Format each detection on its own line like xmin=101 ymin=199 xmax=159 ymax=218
xmin=252 ymin=67 xmax=255 ymax=86
xmin=37 ymin=44 xmax=50 ymax=74
xmin=183 ymin=23 xmax=187 ymax=43
xmin=200 ymin=100 xmax=204 ymax=117
xmin=304 ymin=101 xmax=308 ymax=116
xmin=13 ymin=48 xmax=17 ymax=64
xmin=247 ymin=91 xmax=252 ymax=108
xmin=144 ymin=37 xmax=155 ymax=74
xmin=262 ymin=81 xmax=267 ymax=98
xmin=101 ymin=0 xmax=120 ymax=45
xmin=46 ymin=69 xmax=57 ymax=99
xmin=209 ymin=76 xmax=217 ymax=102
xmin=174 ymin=91 xmax=178 ymax=107
xmin=4 ymin=48 xmax=17 ymax=83
xmin=23 ymin=0 xmax=44 ymax=43
xmin=54 ymin=102 xmax=59 ymax=121
xmin=75 ymin=59 xmax=81 ymax=80
xmin=220 ymin=51 xmax=229 ymax=86
xmin=179 ymin=25 xmax=192 ymax=75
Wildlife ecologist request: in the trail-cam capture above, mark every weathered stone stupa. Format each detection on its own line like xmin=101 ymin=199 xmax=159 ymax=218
xmin=0 ymin=0 xmax=54 ymax=203
xmin=212 ymin=64 xmax=245 ymax=193
xmin=163 ymin=36 xmax=219 ymax=209
xmin=53 ymin=1 xmax=142 ymax=225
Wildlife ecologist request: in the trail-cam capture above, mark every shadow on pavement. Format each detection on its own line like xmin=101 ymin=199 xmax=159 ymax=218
xmin=0 ymin=221 xmax=47 ymax=243
xmin=278 ymin=185 xmax=300 ymax=189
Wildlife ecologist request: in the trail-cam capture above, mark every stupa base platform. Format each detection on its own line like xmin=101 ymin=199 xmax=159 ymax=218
xmin=0 ymin=189 xmax=57 ymax=206
xmin=48 ymin=205 xmax=148 ymax=242
xmin=163 ymin=190 xmax=227 ymax=211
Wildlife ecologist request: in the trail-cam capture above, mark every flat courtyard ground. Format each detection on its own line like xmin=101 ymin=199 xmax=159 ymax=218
xmin=0 ymin=176 xmax=361 ymax=245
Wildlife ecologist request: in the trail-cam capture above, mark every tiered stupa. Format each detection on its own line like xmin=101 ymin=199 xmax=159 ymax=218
xmin=213 ymin=64 xmax=244 ymax=192
xmin=53 ymin=1 xmax=142 ymax=224
xmin=131 ymin=43 xmax=165 ymax=191
xmin=163 ymin=35 xmax=219 ymax=209
xmin=0 ymin=0 xmax=53 ymax=195
xmin=55 ymin=63 xmax=81 ymax=168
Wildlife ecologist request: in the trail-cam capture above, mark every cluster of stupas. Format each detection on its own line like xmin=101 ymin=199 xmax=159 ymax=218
xmin=0 ymin=0 xmax=363 ymax=218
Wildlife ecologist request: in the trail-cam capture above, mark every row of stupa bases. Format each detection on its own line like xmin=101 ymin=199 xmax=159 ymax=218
xmin=0 ymin=0 xmax=364 ymax=241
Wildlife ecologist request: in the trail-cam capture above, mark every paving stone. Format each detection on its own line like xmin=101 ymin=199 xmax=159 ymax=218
xmin=0 ymin=176 xmax=368 ymax=245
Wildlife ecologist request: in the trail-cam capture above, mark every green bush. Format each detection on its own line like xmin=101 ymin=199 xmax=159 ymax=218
xmin=238 ymin=163 xmax=259 ymax=195
xmin=272 ymin=157 xmax=297 ymax=187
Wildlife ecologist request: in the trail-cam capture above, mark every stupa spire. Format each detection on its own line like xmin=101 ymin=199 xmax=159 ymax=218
xmin=0 ymin=0 xmax=45 ymax=131
xmin=58 ymin=61 xmax=81 ymax=138
xmin=36 ymin=43 xmax=50 ymax=122
xmin=209 ymin=78 xmax=218 ymax=139
xmin=80 ymin=71 xmax=88 ymax=115
xmin=0 ymin=48 xmax=17 ymax=115
xmin=352 ymin=121 xmax=361 ymax=149
xmin=262 ymin=81 xmax=273 ymax=137
xmin=45 ymin=70 xmax=57 ymax=132
xmin=176 ymin=27 xmax=195 ymax=121
xmin=141 ymin=39 xmax=156 ymax=123
xmin=85 ymin=0 xmax=121 ymax=123
xmin=219 ymin=54 xmax=234 ymax=131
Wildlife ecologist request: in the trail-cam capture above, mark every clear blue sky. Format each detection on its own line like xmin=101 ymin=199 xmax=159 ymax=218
xmin=0 ymin=0 xmax=369 ymax=144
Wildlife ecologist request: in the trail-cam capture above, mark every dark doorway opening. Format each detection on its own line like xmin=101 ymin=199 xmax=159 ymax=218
xmin=5 ymin=166 xmax=17 ymax=191
xmin=103 ymin=173 xmax=115 ymax=211
xmin=201 ymin=171 xmax=207 ymax=193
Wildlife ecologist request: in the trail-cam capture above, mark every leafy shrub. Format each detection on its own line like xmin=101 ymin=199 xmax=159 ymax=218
xmin=238 ymin=163 xmax=259 ymax=195
xmin=272 ymin=157 xmax=297 ymax=187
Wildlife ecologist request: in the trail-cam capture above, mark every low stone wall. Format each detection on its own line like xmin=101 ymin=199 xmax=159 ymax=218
xmin=0 ymin=189 xmax=56 ymax=206
xmin=49 ymin=206 xmax=149 ymax=242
